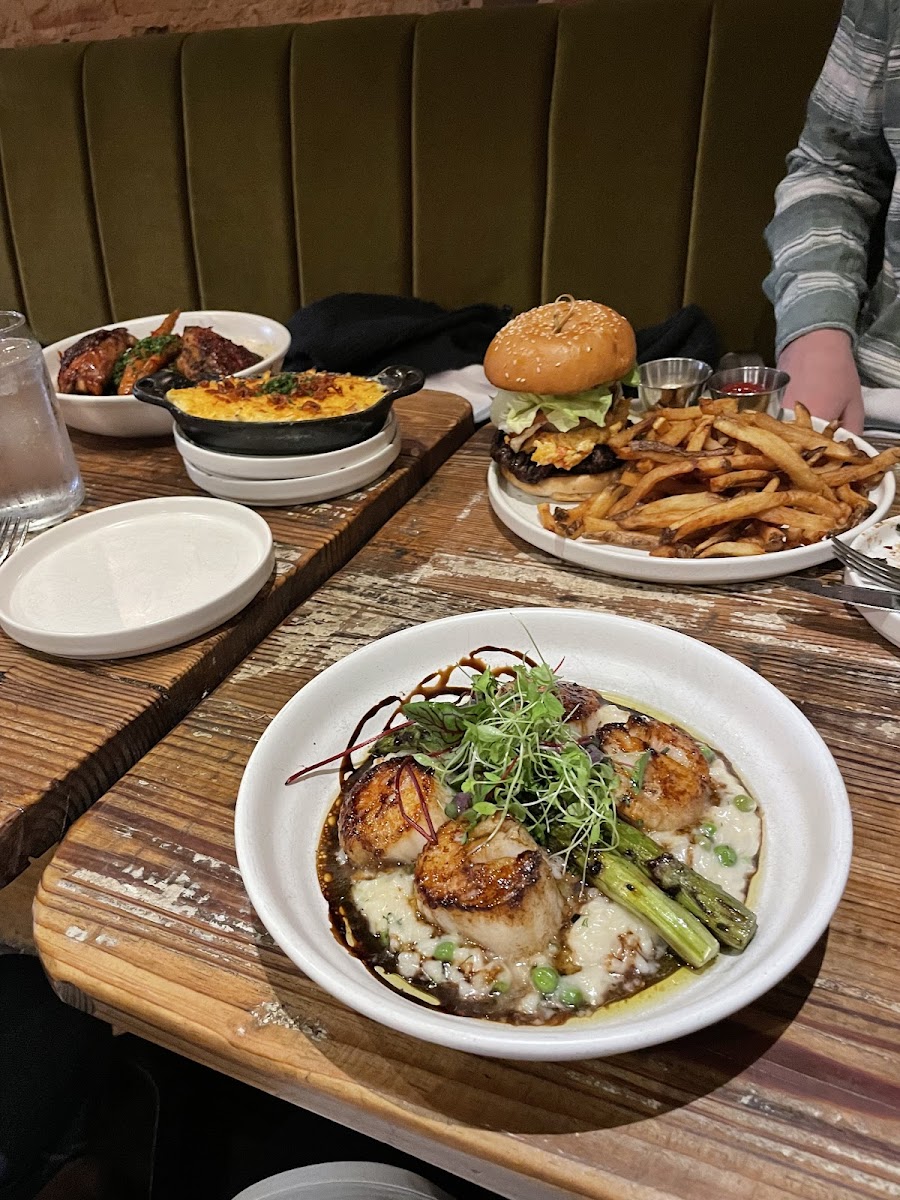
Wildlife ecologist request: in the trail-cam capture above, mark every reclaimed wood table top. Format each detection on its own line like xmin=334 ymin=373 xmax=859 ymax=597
xmin=34 ymin=427 xmax=900 ymax=1200
xmin=0 ymin=391 xmax=472 ymax=887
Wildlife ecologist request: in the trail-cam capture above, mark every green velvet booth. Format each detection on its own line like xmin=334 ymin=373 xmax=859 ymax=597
xmin=0 ymin=0 xmax=840 ymax=357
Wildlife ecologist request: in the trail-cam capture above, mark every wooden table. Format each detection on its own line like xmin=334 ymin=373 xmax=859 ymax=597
xmin=0 ymin=391 xmax=472 ymax=886
xmin=34 ymin=428 xmax=900 ymax=1200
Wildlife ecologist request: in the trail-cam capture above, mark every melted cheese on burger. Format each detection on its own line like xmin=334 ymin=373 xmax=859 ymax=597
xmin=519 ymin=392 xmax=630 ymax=469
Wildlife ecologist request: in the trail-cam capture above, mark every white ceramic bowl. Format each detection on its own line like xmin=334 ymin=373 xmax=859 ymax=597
xmin=234 ymin=607 xmax=852 ymax=1061
xmin=174 ymin=413 xmax=399 ymax=480
xmin=183 ymin=427 xmax=401 ymax=506
xmin=44 ymin=310 xmax=291 ymax=438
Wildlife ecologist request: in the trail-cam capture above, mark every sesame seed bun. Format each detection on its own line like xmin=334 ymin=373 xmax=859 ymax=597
xmin=484 ymin=298 xmax=636 ymax=394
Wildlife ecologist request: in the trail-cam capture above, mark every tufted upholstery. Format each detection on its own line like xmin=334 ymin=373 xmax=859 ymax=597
xmin=0 ymin=0 xmax=840 ymax=355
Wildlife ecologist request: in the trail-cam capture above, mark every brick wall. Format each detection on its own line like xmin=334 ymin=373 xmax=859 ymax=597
xmin=1 ymin=0 xmax=550 ymax=49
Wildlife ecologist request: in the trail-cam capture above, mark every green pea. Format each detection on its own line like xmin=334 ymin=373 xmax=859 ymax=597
xmin=531 ymin=965 xmax=560 ymax=995
xmin=699 ymin=743 xmax=716 ymax=763
xmin=557 ymin=985 xmax=583 ymax=1008
xmin=433 ymin=941 xmax=456 ymax=963
xmin=490 ymin=977 xmax=510 ymax=995
xmin=733 ymin=793 xmax=756 ymax=812
xmin=698 ymin=822 xmax=717 ymax=840
xmin=714 ymin=844 xmax=738 ymax=867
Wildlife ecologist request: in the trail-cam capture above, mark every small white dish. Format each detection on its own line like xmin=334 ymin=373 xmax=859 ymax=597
xmin=234 ymin=607 xmax=852 ymax=1062
xmin=0 ymin=496 xmax=274 ymax=659
xmin=232 ymin=1163 xmax=454 ymax=1200
xmin=183 ymin=428 xmax=401 ymax=507
xmin=845 ymin=515 xmax=900 ymax=651
xmin=44 ymin=310 xmax=291 ymax=439
xmin=174 ymin=413 xmax=399 ymax=481
xmin=488 ymin=419 xmax=894 ymax=585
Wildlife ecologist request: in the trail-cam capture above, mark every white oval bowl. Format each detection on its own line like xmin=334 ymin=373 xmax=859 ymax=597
xmin=44 ymin=310 xmax=291 ymax=439
xmin=174 ymin=413 xmax=398 ymax=480
xmin=234 ymin=607 xmax=852 ymax=1061
xmin=0 ymin=496 xmax=274 ymax=659
xmin=183 ymin=428 xmax=401 ymax=506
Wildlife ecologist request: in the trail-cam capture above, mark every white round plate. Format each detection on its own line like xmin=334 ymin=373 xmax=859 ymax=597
xmin=44 ymin=310 xmax=291 ymax=438
xmin=488 ymin=420 xmax=895 ymax=584
xmin=174 ymin=413 xmax=399 ymax=481
xmin=0 ymin=497 xmax=274 ymax=659
xmin=845 ymin=515 xmax=900 ymax=650
xmin=183 ymin=428 xmax=401 ymax=506
xmin=234 ymin=607 xmax=852 ymax=1062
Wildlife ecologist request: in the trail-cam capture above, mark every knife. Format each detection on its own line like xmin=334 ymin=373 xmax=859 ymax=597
xmin=784 ymin=576 xmax=900 ymax=611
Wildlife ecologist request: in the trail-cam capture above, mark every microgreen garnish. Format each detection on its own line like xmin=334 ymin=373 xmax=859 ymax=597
xmin=630 ymin=749 xmax=651 ymax=793
xmin=394 ymin=659 xmax=618 ymax=866
xmin=259 ymin=372 xmax=298 ymax=394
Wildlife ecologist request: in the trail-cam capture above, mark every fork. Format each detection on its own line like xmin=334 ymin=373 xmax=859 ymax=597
xmin=0 ymin=515 xmax=27 ymax=567
xmin=832 ymin=537 xmax=900 ymax=590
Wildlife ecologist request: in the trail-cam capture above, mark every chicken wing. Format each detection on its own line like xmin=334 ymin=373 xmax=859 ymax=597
xmin=174 ymin=325 xmax=262 ymax=382
xmin=57 ymin=328 xmax=135 ymax=395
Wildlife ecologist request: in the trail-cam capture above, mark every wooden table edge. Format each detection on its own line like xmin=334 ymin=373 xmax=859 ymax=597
xmin=33 ymin=891 xmax=617 ymax=1200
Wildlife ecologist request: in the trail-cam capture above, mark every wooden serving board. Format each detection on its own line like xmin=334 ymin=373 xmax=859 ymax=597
xmin=34 ymin=428 xmax=900 ymax=1200
xmin=0 ymin=391 xmax=473 ymax=887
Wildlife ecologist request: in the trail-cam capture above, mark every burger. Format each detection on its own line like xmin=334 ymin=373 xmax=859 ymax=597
xmin=485 ymin=296 xmax=637 ymax=500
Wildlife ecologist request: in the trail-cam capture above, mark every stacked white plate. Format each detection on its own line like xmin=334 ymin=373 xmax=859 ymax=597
xmin=174 ymin=414 xmax=401 ymax=506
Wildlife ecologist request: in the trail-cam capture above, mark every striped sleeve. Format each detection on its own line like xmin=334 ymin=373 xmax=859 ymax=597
xmin=763 ymin=0 xmax=895 ymax=356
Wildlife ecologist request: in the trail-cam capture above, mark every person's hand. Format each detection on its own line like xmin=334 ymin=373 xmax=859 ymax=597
xmin=777 ymin=329 xmax=864 ymax=433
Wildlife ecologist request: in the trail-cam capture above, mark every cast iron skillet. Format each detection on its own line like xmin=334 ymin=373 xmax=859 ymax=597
xmin=133 ymin=365 xmax=425 ymax=455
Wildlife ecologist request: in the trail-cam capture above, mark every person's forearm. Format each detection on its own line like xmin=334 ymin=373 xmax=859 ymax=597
xmin=764 ymin=0 xmax=893 ymax=357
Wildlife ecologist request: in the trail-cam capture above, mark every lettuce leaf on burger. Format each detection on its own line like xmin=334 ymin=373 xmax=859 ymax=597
xmin=486 ymin=297 xmax=637 ymax=501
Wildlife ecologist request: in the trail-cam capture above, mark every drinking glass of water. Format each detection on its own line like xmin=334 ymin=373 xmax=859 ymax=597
xmin=0 ymin=311 xmax=84 ymax=530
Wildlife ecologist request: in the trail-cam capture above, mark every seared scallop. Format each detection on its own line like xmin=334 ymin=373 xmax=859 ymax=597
xmin=599 ymin=714 xmax=712 ymax=832
xmin=555 ymin=681 xmax=605 ymax=739
xmin=414 ymin=815 xmax=565 ymax=961
xmin=338 ymin=757 xmax=450 ymax=868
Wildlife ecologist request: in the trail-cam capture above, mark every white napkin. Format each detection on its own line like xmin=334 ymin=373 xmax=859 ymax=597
xmin=862 ymin=387 xmax=900 ymax=439
xmin=425 ymin=364 xmax=493 ymax=424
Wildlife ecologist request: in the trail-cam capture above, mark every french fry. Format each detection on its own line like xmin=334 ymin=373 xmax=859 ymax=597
xmin=793 ymin=402 xmax=813 ymax=429
xmin=607 ymin=417 xmax=655 ymax=449
xmin=697 ymin=541 xmax=766 ymax=558
xmin=658 ymin=422 xmax=693 ymax=447
xmin=699 ymin=397 xmax=740 ymax=416
xmin=754 ymin=507 xmax=835 ymax=534
xmin=585 ymin=529 xmax=662 ymax=550
xmin=616 ymin=493 xmax=720 ymax=530
xmin=763 ymin=489 xmax=844 ymax=516
xmin=713 ymin=418 xmax=830 ymax=495
xmin=693 ymin=523 xmax=742 ymax=554
xmin=669 ymin=492 xmax=800 ymax=542
xmin=686 ymin=417 xmax=714 ymax=453
xmin=743 ymin=410 xmax=857 ymax=459
xmin=814 ymin=446 xmax=900 ymax=486
xmin=608 ymin=461 xmax=699 ymax=513
xmin=708 ymin=470 xmax=773 ymax=491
